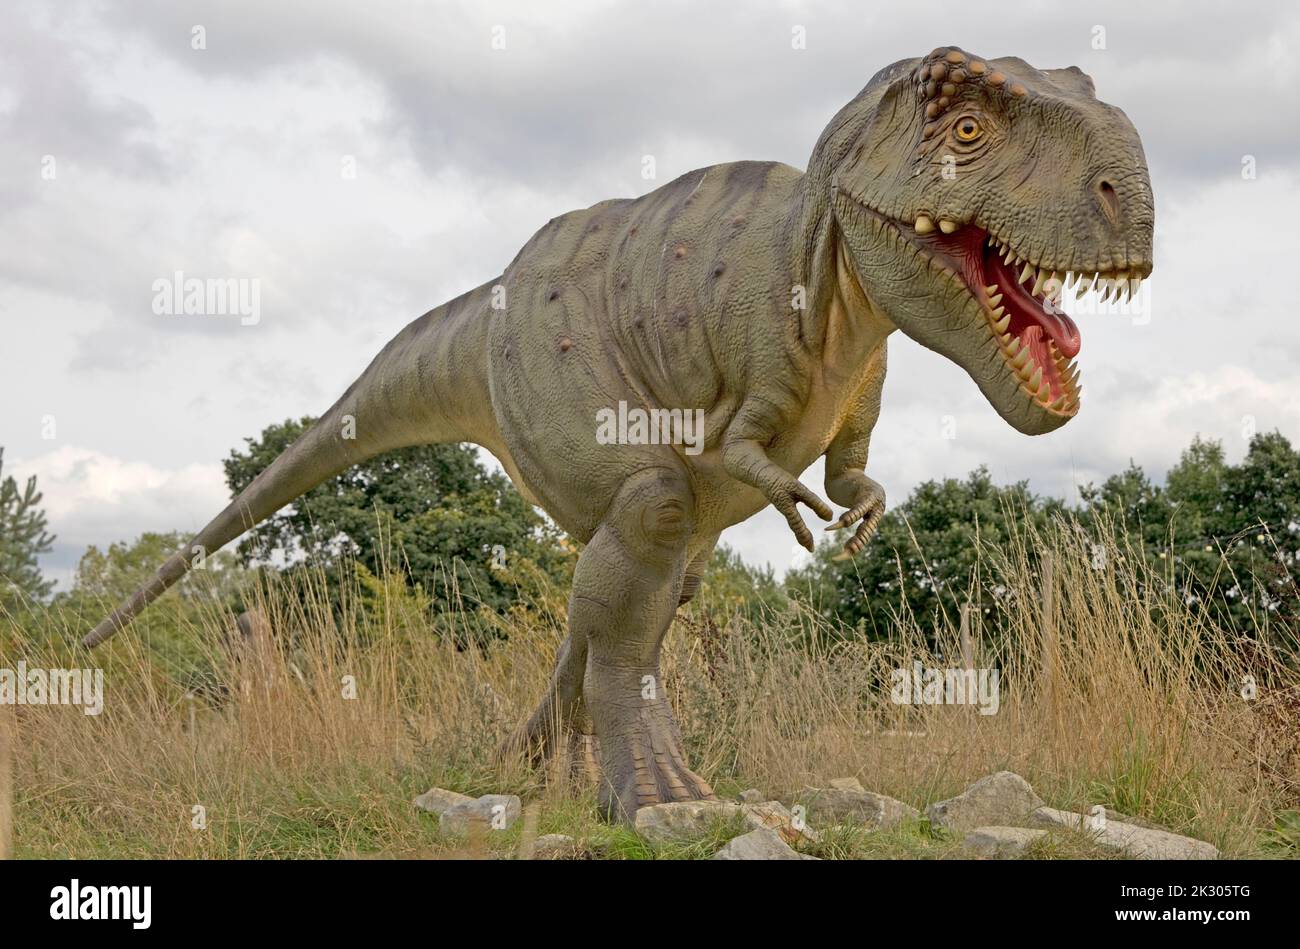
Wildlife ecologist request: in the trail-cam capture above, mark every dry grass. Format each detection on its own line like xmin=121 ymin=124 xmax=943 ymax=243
xmin=3 ymin=517 xmax=1298 ymax=859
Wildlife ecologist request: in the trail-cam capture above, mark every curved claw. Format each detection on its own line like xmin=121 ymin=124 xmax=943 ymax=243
xmin=771 ymin=479 xmax=832 ymax=551
xmin=828 ymin=489 xmax=886 ymax=561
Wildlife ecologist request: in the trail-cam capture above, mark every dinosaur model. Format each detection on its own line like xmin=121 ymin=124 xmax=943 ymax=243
xmin=85 ymin=47 xmax=1154 ymax=822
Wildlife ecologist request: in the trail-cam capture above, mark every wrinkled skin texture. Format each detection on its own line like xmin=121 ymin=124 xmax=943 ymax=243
xmin=86 ymin=48 xmax=1154 ymax=823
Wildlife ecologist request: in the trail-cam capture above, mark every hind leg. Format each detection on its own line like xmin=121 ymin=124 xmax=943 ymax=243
xmin=574 ymin=467 xmax=714 ymax=822
xmin=500 ymin=630 xmax=589 ymax=767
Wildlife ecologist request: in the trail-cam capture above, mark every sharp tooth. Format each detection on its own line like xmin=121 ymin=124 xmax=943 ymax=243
xmin=1050 ymin=395 xmax=1067 ymax=411
xmin=1011 ymin=347 xmax=1030 ymax=370
xmin=1000 ymin=332 xmax=1012 ymax=345
xmin=914 ymin=215 xmax=934 ymax=234
xmin=1037 ymin=379 xmax=1052 ymax=402
xmin=994 ymin=310 xmax=1010 ymax=333
xmin=1031 ymin=269 xmax=1049 ymax=296
xmin=986 ymin=284 xmax=999 ymax=295
xmin=1002 ymin=246 xmax=1014 ymax=263
xmin=1019 ymin=262 xmax=1034 ymax=285
xmin=939 ymin=219 xmax=959 ymax=234
xmin=988 ymin=293 xmax=1003 ymax=307
xmin=1027 ymin=366 xmax=1043 ymax=391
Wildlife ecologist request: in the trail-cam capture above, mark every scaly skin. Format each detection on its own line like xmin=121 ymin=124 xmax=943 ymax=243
xmin=85 ymin=47 xmax=1154 ymax=823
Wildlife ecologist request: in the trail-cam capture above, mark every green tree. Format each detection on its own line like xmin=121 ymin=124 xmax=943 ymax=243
xmin=696 ymin=543 xmax=786 ymax=620
xmin=0 ymin=447 xmax=56 ymax=611
xmin=786 ymin=466 xmax=1060 ymax=639
xmin=1079 ymin=432 xmax=1300 ymax=641
xmin=222 ymin=418 xmax=573 ymax=617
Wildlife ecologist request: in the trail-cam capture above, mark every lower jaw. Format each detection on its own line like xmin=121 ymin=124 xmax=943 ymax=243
xmin=834 ymin=194 xmax=1082 ymax=421
xmin=929 ymin=228 xmax=1082 ymax=416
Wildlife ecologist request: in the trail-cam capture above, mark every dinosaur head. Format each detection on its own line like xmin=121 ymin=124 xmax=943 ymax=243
xmin=826 ymin=47 xmax=1154 ymax=435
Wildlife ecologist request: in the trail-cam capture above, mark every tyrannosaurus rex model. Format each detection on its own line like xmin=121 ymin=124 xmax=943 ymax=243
xmin=86 ymin=47 xmax=1154 ymax=822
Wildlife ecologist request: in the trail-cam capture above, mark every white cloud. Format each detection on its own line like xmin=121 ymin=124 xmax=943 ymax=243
xmin=1 ymin=0 xmax=1298 ymax=588
xmin=7 ymin=446 xmax=228 ymax=591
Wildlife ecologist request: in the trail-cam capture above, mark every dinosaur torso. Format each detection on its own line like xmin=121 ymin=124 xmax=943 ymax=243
xmin=484 ymin=160 xmax=892 ymax=545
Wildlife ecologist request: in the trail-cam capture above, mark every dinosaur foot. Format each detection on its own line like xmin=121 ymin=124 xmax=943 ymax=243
xmin=596 ymin=711 xmax=715 ymax=822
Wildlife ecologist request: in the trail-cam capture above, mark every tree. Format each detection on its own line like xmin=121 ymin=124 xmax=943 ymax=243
xmin=696 ymin=543 xmax=786 ymax=620
xmin=222 ymin=418 xmax=574 ymax=617
xmin=0 ymin=447 xmax=55 ymax=611
xmin=1079 ymin=432 xmax=1300 ymax=642
xmin=786 ymin=466 xmax=1061 ymax=639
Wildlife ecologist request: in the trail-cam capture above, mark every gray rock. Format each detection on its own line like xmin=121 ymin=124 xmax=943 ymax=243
xmin=740 ymin=800 xmax=820 ymax=844
xmin=828 ymin=777 xmax=865 ymax=792
xmin=531 ymin=833 xmax=581 ymax=859
xmin=1102 ymin=807 xmax=1172 ymax=832
xmin=1030 ymin=806 xmax=1219 ymax=859
xmin=926 ymin=772 xmax=1044 ymax=833
xmin=414 ymin=787 xmax=474 ymax=815
xmin=962 ymin=826 xmax=1049 ymax=858
xmin=634 ymin=800 xmax=743 ymax=844
xmin=712 ymin=827 xmax=819 ymax=860
xmin=797 ymin=786 xmax=919 ymax=829
xmin=439 ymin=794 xmax=522 ymax=835
xmin=736 ymin=788 xmax=765 ymax=804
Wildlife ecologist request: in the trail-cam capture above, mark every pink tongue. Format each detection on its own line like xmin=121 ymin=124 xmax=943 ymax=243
xmin=1037 ymin=305 xmax=1081 ymax=359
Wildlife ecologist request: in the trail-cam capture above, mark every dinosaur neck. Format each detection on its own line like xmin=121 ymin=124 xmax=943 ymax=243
xmin=786 ymin=173 xmax=894 ymax=372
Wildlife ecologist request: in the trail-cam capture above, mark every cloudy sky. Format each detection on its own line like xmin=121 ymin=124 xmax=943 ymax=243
xmin=2 ymin=0 xmax=1298 ymax=590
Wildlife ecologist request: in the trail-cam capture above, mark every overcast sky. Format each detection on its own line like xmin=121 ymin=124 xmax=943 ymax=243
xmin=2 ymin=0 xmax=1298 ymax=591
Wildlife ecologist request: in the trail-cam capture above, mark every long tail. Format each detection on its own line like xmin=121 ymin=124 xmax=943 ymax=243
xmin=83 ymin=291 xmax=489 ymax=649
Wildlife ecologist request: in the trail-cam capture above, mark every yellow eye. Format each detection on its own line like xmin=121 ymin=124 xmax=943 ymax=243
xmin=955 ymin=116 xmax=982 ymax=142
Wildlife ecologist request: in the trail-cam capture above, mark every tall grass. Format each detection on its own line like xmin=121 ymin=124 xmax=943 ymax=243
xmin=2 ymin=516 xmax=1297 ymax=858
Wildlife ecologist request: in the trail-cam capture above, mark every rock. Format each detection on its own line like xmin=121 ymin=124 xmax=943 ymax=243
xmin=925 ymin=772 xmax=1044 ymax=833
xmin=531 ymin=833 xmax=581 ymax=859
xmin=962 ymin=826 xmax=1048 ymax=858
xmin=712 ymin=828 xmax=819 ymax=861
xmin=414 ymin=787 xmax=474 ymax=815
xmin=797 ymin=786 xmax=918 ymax=829
xmin=1102 ymin=807 xmax=1172 ymax=832
xmin=829 ymin=777 xmax=865 ymax=792
xmin=635 ymin=798 xmax=829 ymax=845
xmin=634 ymin=800 xmax=742 ymax=844
xmin=439 ymin=794 xmax=522 ymax=835
xmin=1030 ymin=806 xmax=1219 ymax=859
xmin=740 ymin=800 xmax=820 ymax=844
xmin=736 ymin=788 xmax=765 ymax=804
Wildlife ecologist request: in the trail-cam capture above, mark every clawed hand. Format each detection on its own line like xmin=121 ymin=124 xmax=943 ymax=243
xmin=769 ymin=478 xmax=834 ymax=552
xmin=826 ymin=477 xmax=886 ymax=560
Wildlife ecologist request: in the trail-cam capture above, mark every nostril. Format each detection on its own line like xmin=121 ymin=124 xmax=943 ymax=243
xmin=1097 ymin=179 xmax=1120 ymax=225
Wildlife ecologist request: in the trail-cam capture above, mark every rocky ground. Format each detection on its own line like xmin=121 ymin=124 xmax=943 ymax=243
xmin=413 ymin=770 xmax=1221 ymax=860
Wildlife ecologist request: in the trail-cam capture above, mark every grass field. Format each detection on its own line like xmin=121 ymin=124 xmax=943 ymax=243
xmin=3 ymin=518 xmax=1298 ymax=859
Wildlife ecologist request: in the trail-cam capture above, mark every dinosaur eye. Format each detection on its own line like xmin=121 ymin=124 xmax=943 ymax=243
xmin=954 ymin=116 xmax=982 ymax=142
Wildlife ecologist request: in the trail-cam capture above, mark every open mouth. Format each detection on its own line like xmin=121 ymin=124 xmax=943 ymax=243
xmin=906 ymin=219 xmax=1147 ymax=417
